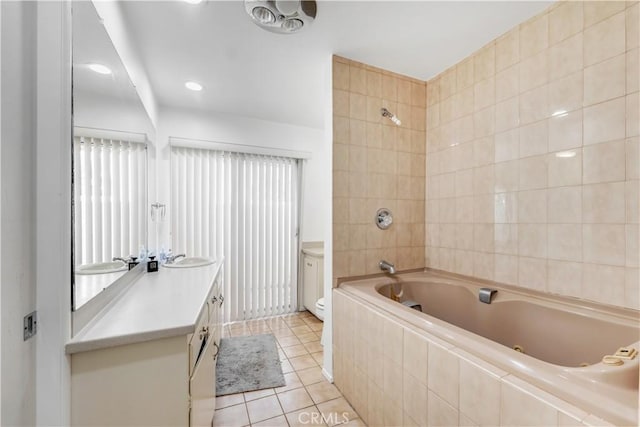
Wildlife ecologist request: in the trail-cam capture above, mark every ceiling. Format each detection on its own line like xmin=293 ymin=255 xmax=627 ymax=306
xmin=118 ymin=1 xmax=553 ymax=129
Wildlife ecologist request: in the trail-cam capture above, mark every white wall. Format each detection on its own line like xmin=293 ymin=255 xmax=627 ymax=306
xmin=1 ymin=2 xmax=37 ymax=425
xmin=35 ymin=2 xmax=72 ymax=424
xmin=153 ymin=107 xmax=328 ymax=252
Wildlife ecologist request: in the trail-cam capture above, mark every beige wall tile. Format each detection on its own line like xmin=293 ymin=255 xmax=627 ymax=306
xmin=583 ymin=1 xmax=626 ymax=28
xmin=518 ymin=189 xmax=547 ymax=223
xmin=548 ymin=260 xmax=583 ymax=297
xmin=549 ymin=1 xmax=583 ymax=45
xmin=496 ymin=30 xmax=520 ymax=72
xmin=625 ymin=180 xmax=638 ymax=224
xmin=583 ymin=224 xmax=626 ymax=266
xmin=583 ymin=97 xmax=626 ymax=145
xmin=496 ymin=64 xmax=520 ymax=102
xmin=548 ymin=109 xmax=582 ymax=152
xmin=518 ymin=224 xmax=547 ymax=258
xmin=548 ymin=186 xmax=582 ymax=223
xmin=549 ymin=33 xmax=583 ymax=81
xmin=582 ymin=263 xmax=626 ymax=306
xmin=628 ymin=3 xmax=639 ymax=50
xmin=519 ymin=155 xmax=548 ymax=190
xmin=583 ymin=140 xmax=626 ymax=184
xmin=626 ymin=137 xmax=639 ymax=180
xmin=474 ymin=77 xmax=495 ymax=111
xmin=474 ymin=44 xmax=496 ymax=82
xmin=548 ymin=224 xmax=582 ymax=262
xmin=519 ymin=120 xmax=548 ymax=158
xmin=548 ymin=149 xmax=582 ymax=188
xmin=500 ymin=378 xmax=558 ymax=426
xmin=520 ymin=13 xmax=549 ymax=58
xmin=494 ymin=254 xmax=518 ymax=284
xmin=495 ymin=97 xmax=520 ymax=132
xmin=427 ymin=343 xmax=459 ymax=408
xmin=382 ymin=74 xmax=397 ymax=101
xmin=334 ymin=61 xmax=350 ymax=91
xmin=403 ymin=373 xmax=427 ymax=426
xmin=458 ymin=357 xmax=502 ymax=426
xmin=495 ymin=224 xmax=518 ymax=255
xmin=628 ymin=49 xmax=639 ymax=94
xmin=548 ymin=71 xmax=583 ymax=114
xmin=627 ymin=92 xmax=639 ymax=137
xmin=520 ymin=85 xmax=549 ymax=125
xmin=583 ymin=182 xmax=626 ymax=223
xmin=584 ymin=54 xmax=626 ymax=106
xmin=520 ymin=51 xmax=549 ymax=93
xmin=625 ymin=267 xmax=640 ymax=309
xmin=427 ymin=390 xmax=459 ymax=427
xmin=583 ymin=12 xmax=626 ymax=66
xmin=518 ymin=256 xmax=547 ymax=291
xmin=457 ymin=59 xmax=475 ymax=90
xmin=350 ymin=65 xmax=367 ymax=95
xmin=495 ymin=130 xmax=520 ymax=163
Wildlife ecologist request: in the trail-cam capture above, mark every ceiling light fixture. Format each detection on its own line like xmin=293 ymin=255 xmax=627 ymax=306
xmin=88 ymin=63 xmax=112 ymax=75
xmin=185 ymin=81 xmax=203 ymax=91
xmin=183 ymin=0 xmax=204 ymax=4
xmin=244 ymin=0 xmax=316 ymax=34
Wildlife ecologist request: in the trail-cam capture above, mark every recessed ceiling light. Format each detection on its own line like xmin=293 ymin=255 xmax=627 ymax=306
xmin=88 ymin=63 xmax=112 ymax=75
xmin=185 ymin=81 xmax=203 ymax=91
xmin=183 ymin=0 xmax=204 ymax=4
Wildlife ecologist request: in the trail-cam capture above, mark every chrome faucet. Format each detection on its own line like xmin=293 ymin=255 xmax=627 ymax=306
xmin=112 ymin=256 xmax=130 ymax=263
xmin=379 ymin=260 xmax=396 ymax=274
xmin=166 ymin=253 xmax=186 ymax=264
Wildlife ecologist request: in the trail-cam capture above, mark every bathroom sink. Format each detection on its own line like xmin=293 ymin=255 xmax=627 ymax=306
xmin=76 ymin=261 xmax=127 ymax=275
xmin=163 ymin=257 xmax=215 ymax=268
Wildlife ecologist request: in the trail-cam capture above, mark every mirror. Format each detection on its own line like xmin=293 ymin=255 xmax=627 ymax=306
xmin=72 ymin=2 xmax=154 ymax=310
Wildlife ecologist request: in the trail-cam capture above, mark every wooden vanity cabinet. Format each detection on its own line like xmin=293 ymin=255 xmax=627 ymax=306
xmin=70 ymin=277 xmax=223 ymax=427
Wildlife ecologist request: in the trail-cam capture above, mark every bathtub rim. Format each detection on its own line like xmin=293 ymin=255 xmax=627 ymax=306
xmin=336 ymin=269 xmax=639 ymax=427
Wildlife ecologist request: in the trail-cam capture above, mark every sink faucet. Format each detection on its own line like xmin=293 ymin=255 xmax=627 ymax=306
xmin=379 ymin=260 xmax=396 ymax=274
xmin=112 ymin=256 xmax=130 ymax=263
xmin=166 ymin=253 xmax=186 ymax=264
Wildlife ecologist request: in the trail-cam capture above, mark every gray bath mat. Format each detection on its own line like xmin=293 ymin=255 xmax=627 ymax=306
xmin=215 ymin=334 xmax=286 ymax=396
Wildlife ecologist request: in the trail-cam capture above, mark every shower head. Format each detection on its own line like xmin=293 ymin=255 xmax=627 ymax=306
xmin=381 ymin=108 xmax=401 ymax=126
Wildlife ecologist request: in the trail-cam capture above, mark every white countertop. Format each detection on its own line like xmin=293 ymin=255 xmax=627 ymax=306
xmin=302 ymin=247 xmax=324 ymax=257
xmin=66 ymin=260 xmax=222 ymax=354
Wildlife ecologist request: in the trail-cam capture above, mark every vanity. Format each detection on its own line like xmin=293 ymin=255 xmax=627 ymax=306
xmin=66 ymin=262 xmax=223 ymax=427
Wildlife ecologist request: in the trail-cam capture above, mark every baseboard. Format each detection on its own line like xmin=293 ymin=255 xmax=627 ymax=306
xmin=321 ymin=367 xmax=333 ymax=383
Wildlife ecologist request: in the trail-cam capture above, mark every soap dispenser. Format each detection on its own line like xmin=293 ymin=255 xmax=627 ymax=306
xmin=128 ymin=256 xmax=139 ymax=270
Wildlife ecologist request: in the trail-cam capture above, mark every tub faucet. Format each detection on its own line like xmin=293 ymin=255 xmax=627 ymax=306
xmin=166 ymin=253 xmax=186 ymax=264
xmin=379 ymin=260 xmax=396 ymax=275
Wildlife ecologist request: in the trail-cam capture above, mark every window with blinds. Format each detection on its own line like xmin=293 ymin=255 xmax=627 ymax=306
xmin=171 ymin=147 xmax=300 ymax=322
xmin=73 ymin=135 xmax=147 ymax=265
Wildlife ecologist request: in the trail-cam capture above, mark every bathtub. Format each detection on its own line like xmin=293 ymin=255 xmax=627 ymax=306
xmin=338 ymin=270 xmax=639 ymax=426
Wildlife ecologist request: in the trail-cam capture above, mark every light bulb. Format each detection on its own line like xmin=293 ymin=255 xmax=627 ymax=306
xmin=252 ymin=6 xmax=275 ymax=24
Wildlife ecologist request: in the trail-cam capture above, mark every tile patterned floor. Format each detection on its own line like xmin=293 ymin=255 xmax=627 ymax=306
xmin=213 ymin=311 xmax=365 ymax=427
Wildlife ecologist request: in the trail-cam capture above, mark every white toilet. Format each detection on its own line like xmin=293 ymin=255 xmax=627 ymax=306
xmin=315 ymin=297 xmax=325 ymax=321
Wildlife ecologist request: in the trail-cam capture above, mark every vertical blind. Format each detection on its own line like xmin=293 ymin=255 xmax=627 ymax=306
xmin=73 ymin=135 xmax=146 ymax=265
xmin=171 ymin=147 xmax=300 ymax=322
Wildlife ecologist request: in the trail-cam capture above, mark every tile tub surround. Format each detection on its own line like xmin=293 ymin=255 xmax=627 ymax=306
xmin=213 ymin=311 xmax=365 ymax=427
xmin=333 ymin=288 xmax=635 ymax=427
xmin=424 ymin=1 xmax=640 ymax=309
xmin=333 ymin=56 xmax=426 ymax=281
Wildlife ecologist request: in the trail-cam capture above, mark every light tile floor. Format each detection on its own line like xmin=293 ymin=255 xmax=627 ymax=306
xmin=213 ymin=311 xmax=366 ymax=427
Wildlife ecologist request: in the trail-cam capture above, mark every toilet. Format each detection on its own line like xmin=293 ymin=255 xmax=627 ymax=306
xmin=315 ymin=297 xmax=325 ymax=321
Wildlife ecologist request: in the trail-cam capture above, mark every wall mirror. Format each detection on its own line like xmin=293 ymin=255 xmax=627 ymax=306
xmin=72 ymin=2 xmax=154 ymax=311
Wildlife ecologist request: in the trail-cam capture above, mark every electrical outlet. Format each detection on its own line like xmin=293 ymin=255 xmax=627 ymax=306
xmin=23 ymin=311 xmax=37 ymax=341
